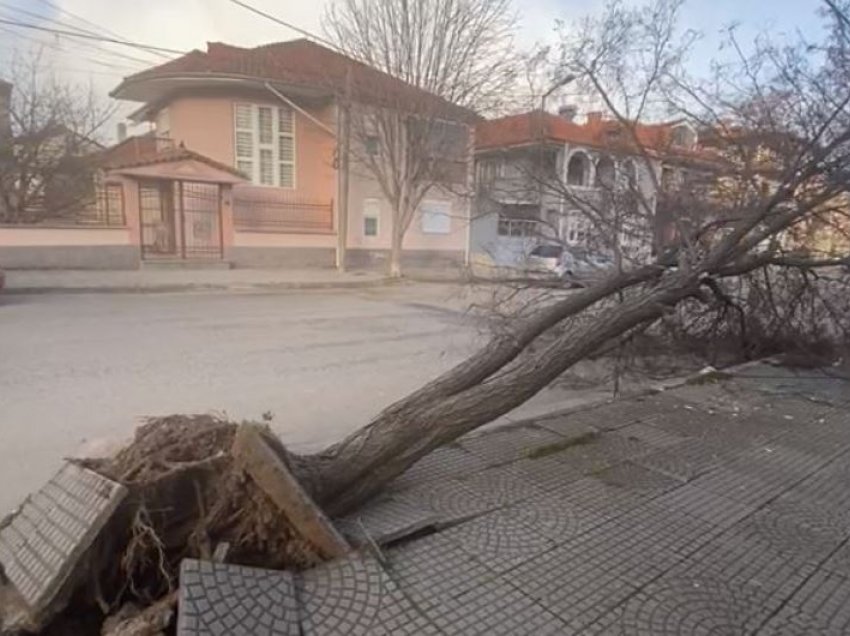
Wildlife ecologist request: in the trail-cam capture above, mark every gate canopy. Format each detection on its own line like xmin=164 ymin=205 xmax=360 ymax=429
xmin=105 ymin=146 xmax=246 ymax=185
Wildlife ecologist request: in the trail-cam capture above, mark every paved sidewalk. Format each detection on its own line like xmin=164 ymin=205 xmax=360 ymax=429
xmin=2 ymin=268 xmax=391 ymax=294
xmin=178 ymin=362 xmax=850 ymax=634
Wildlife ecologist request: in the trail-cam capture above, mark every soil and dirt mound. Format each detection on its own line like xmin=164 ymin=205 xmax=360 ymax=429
xmin=37 ymin=415 xmax=324 ymax=635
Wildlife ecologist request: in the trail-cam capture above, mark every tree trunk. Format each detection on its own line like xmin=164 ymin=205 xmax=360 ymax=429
xmin=299 ymin=271 xmax=701 ymax=516
xmin=389 ymin=221 xmax=404 ymax=278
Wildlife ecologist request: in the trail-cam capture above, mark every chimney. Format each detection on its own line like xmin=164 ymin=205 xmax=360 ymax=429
xmin=0 ymin=79 xmax=12 ymax=140
xmin=116 ymin=122 xmax=127 ymax=142
xmin=586 ymin=111 xmax=604 ymax=126
xmin=557 ymin=104 xmax=578 ymax=122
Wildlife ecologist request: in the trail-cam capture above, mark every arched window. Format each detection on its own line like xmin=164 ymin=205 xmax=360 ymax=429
xmin=595 ymin=156 xmax=616 ymax=188
xmin=671 ymin=125 xmax=696 ymax=148
xmin=567 ymin=152 xmax=590 ymax=186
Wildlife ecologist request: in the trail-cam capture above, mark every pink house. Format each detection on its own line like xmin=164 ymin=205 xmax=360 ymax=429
xmin=0 ymin=39 xmax=476 ymax=271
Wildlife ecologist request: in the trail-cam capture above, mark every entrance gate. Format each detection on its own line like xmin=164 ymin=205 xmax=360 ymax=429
xmin=139 ymin=180 xmax=223 ymax=260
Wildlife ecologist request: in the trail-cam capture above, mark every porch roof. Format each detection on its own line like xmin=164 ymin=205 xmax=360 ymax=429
xmin=104 ymin=146 xmax=247 ymax=185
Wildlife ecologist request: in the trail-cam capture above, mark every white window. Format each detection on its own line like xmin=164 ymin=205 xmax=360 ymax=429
xmin=420 ymin=200 xmax=451 ymax=234
xmin=363 ymin=198 xmax=380 ymax=237
xmin=234 ymin=102 xmax=296 ymax=188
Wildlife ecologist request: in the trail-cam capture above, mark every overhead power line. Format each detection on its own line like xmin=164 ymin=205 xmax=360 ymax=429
xmin=0 ymin=18 xmax=186 ymax=56
xmin=227 ymin=0 xmax=341 ymax=52
xmin=0 ymin=4 xmax=160 ymax=67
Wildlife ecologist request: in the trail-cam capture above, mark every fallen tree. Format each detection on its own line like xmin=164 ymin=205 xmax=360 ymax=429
xmin=22 ymin=0 xmax=850 ymax=632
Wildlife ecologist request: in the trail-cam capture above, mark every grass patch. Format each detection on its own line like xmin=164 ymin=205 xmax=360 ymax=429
xmin=525 ymin=431 xmax=601 ymax=459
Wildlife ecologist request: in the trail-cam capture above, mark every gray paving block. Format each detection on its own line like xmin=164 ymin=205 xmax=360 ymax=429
xmin=633 ymin=438 xmax=730 ymax=482
xmin=507 ymin=521 xmax=673 ymax=632
xmin=178 ymin=559 xmax=300 ymax=636
xmin=404 ymin=475 xmax=499 ymax=526
xmin=613 ymin=572 xmax=781 ymax=635
xmin=335 ymin=494 xmax=439 ymax=545
xmin=509 ymin=454 xmax=591 ymax=493
xmin=420 ymin=576 xmax=569 ymax=635
xmin=298 ymin=551 xmax=438 ymax=635
xmin=386 ymin=532 xmax=495 ymax=612
xmin=458 ymin=424 xmax=565 ymax=467
xmin=650 ymin=484 xmax=756 ymax=530
xmin=440 ymin=508 xmax=555 ymax=573
xmin=613 ymin=421 xmax=687 ymax=449
xmin=457 ymin=465 xmax=545 ymax=507
xmin=388 ymin=444 xmax=487 ymax=491
xmin=757 ymin=570 xmax=850 ymax=635
xmin=0 ymin=462 xmax=126 ymax=630
xmin=822 ymin=541 xmax=850 ymax=578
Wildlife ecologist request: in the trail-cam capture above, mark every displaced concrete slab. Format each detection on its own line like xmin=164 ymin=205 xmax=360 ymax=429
xmin=335 ymin=494 xmax=439 ymax=546
xmin=232 ymin=424 xmax=349 ymax=560
xmin=0 ymin=462 xmax=126 ymax=631
xmin=177 ymin=559 xmax=300 ymax=636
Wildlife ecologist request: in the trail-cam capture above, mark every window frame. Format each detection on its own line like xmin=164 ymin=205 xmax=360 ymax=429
xmin=233 ymin=102 xmax=297 ymax=189
xmin=420 ymin=200 xmax=452 ymax=234
xmin=363 ymin=198 xmax=380 ymax=237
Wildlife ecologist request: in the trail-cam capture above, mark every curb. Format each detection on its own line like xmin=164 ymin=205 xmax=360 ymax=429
xmin=1 ymin=278 xmax=399 ymax=295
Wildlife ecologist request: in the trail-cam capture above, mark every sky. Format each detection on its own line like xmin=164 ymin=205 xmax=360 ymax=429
xmin=0 ymin=0 xmax=830 ymax=140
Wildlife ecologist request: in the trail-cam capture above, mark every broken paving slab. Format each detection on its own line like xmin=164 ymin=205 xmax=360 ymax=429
xmin=178 ymin=559 xmax=300 ymax=636
xmin=0 ymin=462 xmax=126 ymax=632
xmin=334 ymin=494 xmax=439 ymax=546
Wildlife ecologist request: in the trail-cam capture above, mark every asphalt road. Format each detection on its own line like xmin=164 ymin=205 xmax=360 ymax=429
xmin=0 ymin=285 xmax=487 ymax=514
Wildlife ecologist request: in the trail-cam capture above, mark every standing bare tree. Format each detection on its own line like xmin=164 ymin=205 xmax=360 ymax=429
xmin=0 ymin=53 xmax=115 ymax=224
xmin=324 ymin=0 xmax=519 ymax=276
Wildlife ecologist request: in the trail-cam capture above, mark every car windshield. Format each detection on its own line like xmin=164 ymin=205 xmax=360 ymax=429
xmin=531 ymin=245 xmax=563 ymax=258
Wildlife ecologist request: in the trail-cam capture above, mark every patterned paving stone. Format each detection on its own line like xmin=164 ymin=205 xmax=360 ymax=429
xmin=420 ymin=576 xmax=569 ymax=635
xmin=403 ymin=475 xmax=499 ymax=526
xmin=507 ymin=518 xmax=676 ymax=632
xmin=458 ymin=424 xmax=566 ymax=467
xmin=509 ymin=454 xmax=592 ymax=493
xmin=670 ymin=514 xmax=821 ymax=607
xmin=0 ymin=462 xmax=126 ymax=630
xmin=757 ymin=570 xmax=850 ymax=635
xmin=633 ymin=437 xmax=729 ymax=482
xmin=613 ymin=572 xmax=780 ymax=635
xmin=440 ymin=507 xmax=555 ymax=573
xmin=571 ymin=393 xmax=699 ymax=432
xmin=533 ymin=412 xmax=602 ymax=438
xmin=524 ymin=462 xmax=680 ymax=536
xmin=386 ymin=532 xmax=496 ymax=613
xmin=298 ymin=551 xmax=438 ymax=635
xmin=335 ymin=494 xmax=439 ymax=545
xmin=178 ymin=559 xmax=300 ymax=636
xmin=388 ymin=444 xmax=487 ymax=491
xmin=613 ymin=421 xmax=687 ymax=448
xmin=458 ymin=465 xmax=545 ymax=507
xmin=650 ymin=483 xmax=756 ymax=530
xmin=822 ymin=541 xmax=850 ymax=578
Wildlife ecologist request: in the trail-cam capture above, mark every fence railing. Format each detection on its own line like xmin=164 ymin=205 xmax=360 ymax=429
xmin=0 ymin=183 xmax=125 ymax=227
xmin=233 ymin=195 xmax=334 ymax=233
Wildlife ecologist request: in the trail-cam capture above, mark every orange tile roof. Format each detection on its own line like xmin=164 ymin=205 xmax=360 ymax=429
xmin=476 ymin=111 xmax=722 ymax=166
xmin=113 ymin=39 xmax=477 ymax=123
xmin=102 ymin=144 xmax=246 ymax=179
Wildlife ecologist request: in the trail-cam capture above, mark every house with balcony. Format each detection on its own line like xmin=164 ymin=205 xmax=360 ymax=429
xmin=471 ymin=108 xmax=711 ymax=269
xmin=0 ymin=40 xmax=475 ymax=270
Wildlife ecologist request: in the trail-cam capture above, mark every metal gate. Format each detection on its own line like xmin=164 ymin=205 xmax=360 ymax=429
xmin=139 ymin=180 xmax=223 ymax=260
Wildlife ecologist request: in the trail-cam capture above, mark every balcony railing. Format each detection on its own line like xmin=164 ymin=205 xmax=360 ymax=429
xmin=234 ymin=195 xmax=334 ymax=234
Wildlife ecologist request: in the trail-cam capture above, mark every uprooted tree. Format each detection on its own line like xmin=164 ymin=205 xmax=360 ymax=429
xmin=51 ymin=0 xmax=850 ymax=625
